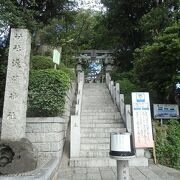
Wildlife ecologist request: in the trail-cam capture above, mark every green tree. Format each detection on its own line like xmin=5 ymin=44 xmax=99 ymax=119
xmin=133 ymin=23 xmax=180 ymax=103
xmin=140 ymin=0 xmax=180 ymax=43
xmin=0 ymin=0 xmax=75 ymax=30
xmin=36 ymin=10 xmax=104 ymax=66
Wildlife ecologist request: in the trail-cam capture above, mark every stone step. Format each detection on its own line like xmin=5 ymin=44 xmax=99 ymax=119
xmin=82 ymin=102 xmax=114 ymax=105
xmin=81 ymin=143 xmax=109 ymax=150
xmin=81 ymin=112 xmax=120 ymax=115
xmin=80 ymin=123 xmax=123 ymax=128
xmin=81 ymin=137 xmax=109 ymax=144
xmin=82 ymin=100 xmax=113 ymax=103
xmin=82 ymin=106 xmax=116 ymax=109
xmin=83 ymin=91 xmax=108 ymax=93
xmin=81 ymin=119 xmax=123 ymax=124
xmin=83 ymin=93 xmax=109 ymax=95
xmin=81 ymin=113 xmax=121 ymax=119
xmin=81 ymin=127 xmax=122 ymax=133
xmin=80 ymin=150 xmax=109 ymax=158
xmin=83 ymin=94 xmax=110 ymax=96
xmin=69 ymin=157 xmax=116 ymax=167
xmin=81 ymin=129 xmax=126 ymax=138
xmin=84 ymin=87 xmax=107 ymax=89
xmin=82 ymin=101 xmax=114 ymax=104
xmin=81 ymin=109 xmax=118 ymax=113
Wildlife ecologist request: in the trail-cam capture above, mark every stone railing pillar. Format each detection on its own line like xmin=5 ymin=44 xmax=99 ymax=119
xmin=115 ymin=83 xmax=120 ymax=109
xmin=70 ymin=72 xmax=84 ymax=158
xmin=125 ymin=105 xmax=132 ymax=133
xmin=120 ymin=94 xmax=125 ymax=121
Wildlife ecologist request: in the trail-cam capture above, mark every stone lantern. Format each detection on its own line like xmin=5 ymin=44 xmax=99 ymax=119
xmin=105 ymin=55 xmax=113 ymax=72
xmin=76 ymin=58 xmax=82 ymax=73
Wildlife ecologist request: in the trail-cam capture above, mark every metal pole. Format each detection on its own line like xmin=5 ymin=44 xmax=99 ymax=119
xmin=160 ymin=118 xmax=163 ymax=126
xmin=117 ymin=160 xmax=130 ymax=180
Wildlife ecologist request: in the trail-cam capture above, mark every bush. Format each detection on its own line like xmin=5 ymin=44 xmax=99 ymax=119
xmin=58 ymin=63 xmax=76 ymax=80
xmin=31 ymin=56 xmax=76 ymax=80
xmin=155 ymin=120 xmax=180 ymax=169
xmin=31 ymin=55 xmax=54 ymax=70
xmin=27 ymin=69 xmax=71 ymax=117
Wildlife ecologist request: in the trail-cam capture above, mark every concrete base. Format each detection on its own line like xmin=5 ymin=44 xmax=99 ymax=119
xmin=129 ymin=157 xmax=148 ymax=167
xmin=0 ymin=155 xmax=60 ymax=180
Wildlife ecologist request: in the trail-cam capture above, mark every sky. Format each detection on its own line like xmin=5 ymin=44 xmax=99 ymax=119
xmin=75 ymin=0 xmax=106 ymax=11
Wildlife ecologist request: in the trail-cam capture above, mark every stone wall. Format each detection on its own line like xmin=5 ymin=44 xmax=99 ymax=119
xmin=26 ymin=117 xmax=67 ymax=156
xmin=26 ymin=82 xmax=76 ymax=156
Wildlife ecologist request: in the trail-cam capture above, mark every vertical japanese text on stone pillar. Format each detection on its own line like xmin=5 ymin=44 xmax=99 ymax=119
xmin=1 ymin=29 xmax=31 ymax=141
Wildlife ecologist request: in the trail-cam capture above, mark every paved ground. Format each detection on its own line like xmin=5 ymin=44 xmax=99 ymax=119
xmin=56 ymin=164 xmax=180 ymax=180
xmin=54 ymin=130 xmax=180 ymax=180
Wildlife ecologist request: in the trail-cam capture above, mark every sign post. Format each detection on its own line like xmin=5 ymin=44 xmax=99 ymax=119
xmin=130 ymin=92 xmax=154 ymax=166
xmin=153 ymin=104 xmax=179 ymax=120
xmin=132 ymin=92 xmax=154 ymax=148
xmin=53 ymin=48 xmax=61 ymax=69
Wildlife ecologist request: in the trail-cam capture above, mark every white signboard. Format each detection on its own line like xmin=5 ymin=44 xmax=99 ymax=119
xmin=53 ymin=48 xmax=61 ymax=65
xmin=153 ymin=104 xmax=179 ymax=119
xmin=132 ymin=92 xmax=154 ymax=148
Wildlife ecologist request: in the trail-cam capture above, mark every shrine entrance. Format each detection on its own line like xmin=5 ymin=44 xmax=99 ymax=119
xmin=76 ymin=50 xmax=113 ymax=83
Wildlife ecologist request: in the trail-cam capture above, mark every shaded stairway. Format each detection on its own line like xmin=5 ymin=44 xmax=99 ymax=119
xmin=70 ymin=83 xmax=126 ymax=167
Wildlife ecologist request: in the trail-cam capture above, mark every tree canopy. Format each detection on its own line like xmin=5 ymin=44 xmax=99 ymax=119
xmin=134 ymin=23 xmax=180 ymax=103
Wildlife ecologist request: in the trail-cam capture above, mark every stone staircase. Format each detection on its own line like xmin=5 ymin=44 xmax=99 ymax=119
xmin=70 ymin=83 xmax=126 ymax=167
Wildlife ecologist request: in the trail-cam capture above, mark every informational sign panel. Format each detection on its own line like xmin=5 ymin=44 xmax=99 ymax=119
xmin=132 ymin=92 xmax=154 ymax=148
xmin=153 ymin=104 xmax=179 ymax=119
xmin=53 ymin=48 xmax=61 ymax=65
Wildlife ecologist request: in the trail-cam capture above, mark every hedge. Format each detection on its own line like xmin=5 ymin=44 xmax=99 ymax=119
xmin=31 ymin=55 xmax=75 ymax=80
xmin=31 ymin=55 xmax=54 ymax=70
xmin=27 ymin=69 xmax=71 ymax=117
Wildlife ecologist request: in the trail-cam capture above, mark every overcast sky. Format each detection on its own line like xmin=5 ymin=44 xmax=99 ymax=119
xmin=75 ymin=0 xmax=106 ymax=11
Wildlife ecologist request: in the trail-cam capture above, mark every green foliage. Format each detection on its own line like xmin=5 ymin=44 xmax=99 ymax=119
xmin=140 ymin=6 xmax=170 ymax=43
xmin=36 ymin=10 xmax=105 ymax=67
xmin=0 ymin=0 xmax=75 ymax=31
xmin=58 ymin=63 xmax=76 ymax=80
xmin=116 ymin=78 xmax=137 ymax=104
xmin=101 ymin=0 xmax=156 ymax=49
xmin=133 ymin=23 xmax=180 ymax=103
xmin=27 ymin=69 xmax=71 ymax=117
xmin=30 ymin=55 xmax=76 ymax=80
xmin=31 ymin=55 xmax=54 ymax=70
xmin=155 ymin=120 xmax=180 ymax=169
xmin=110 ymin=71 xmax=138 ymax=104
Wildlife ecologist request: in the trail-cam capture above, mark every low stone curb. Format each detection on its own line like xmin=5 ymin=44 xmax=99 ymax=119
xmin=0 ymin=155 xmax=60 ymax=180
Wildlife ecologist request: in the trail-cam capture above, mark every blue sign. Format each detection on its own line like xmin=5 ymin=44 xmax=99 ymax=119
xmin=153 ymin=104 xmax=179 ymax=119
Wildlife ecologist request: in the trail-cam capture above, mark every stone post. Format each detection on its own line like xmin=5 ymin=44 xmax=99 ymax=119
xmin=70 ymin=115 xmax=80 ymax=157
xmin=117 ymin=160 xmax=130 ymax=180
xmin=110 ymin=81 xmax=114 ymax=96
xmin=1 ymin=29 xmax=31 ymax=141
xmin=120 ymin=94 xmax=125 ymax=121
xmin=125 ymin=105 xmax=132 ymax=133
xmin=115 ymin=83 xmax=120 ymax=109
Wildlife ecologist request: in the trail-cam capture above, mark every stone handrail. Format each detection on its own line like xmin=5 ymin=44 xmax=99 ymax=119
xmin=70 ymin=72 xmax=84 ymax=158
xmin=106 ymin=73 xmax=132 ymax=133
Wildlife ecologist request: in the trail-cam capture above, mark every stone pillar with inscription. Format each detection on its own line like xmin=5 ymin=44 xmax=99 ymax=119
xmin=1 ymin=29 xmax=31 ymax=141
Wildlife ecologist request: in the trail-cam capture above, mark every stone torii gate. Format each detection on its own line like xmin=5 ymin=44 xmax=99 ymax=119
xmin=76 ymin=50 xmax=114 ymax=82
